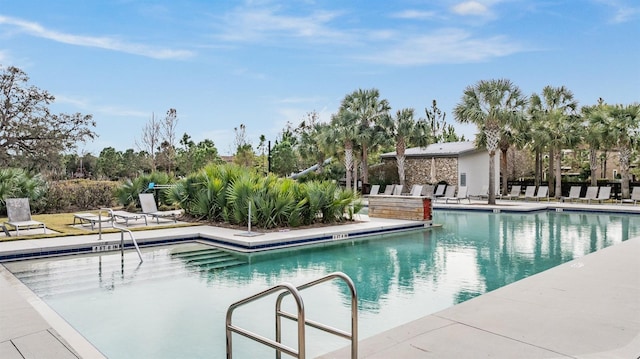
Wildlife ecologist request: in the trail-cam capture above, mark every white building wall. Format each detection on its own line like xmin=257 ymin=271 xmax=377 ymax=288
xmin=458 ymin=151 xmax=501 ymax=197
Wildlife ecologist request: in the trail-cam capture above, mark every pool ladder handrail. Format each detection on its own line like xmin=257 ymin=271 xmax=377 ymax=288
xmin=97 ymin=208 xmax=143 ymax=263
xmin=225 ymin=271 xmax=358 ymax=359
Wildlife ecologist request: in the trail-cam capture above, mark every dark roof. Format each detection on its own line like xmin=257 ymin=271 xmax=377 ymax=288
xmin=380 ymin=141 xmax=481 ymax=158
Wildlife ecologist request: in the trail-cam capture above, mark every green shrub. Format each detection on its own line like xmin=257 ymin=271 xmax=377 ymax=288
xmin=42 ymin=180 xmax=118 ymax=213
xmin=116 ymin=172 xmax=176 ymax=209
xmin=0 ymin=168 xmax=47 ymax=214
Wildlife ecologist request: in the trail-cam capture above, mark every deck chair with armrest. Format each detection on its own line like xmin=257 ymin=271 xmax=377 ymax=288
xmin=4 ymin=198 xmax=46 ymax=236
xmin=111 ymin=210 xmax=148 ymax=226
xmin=382 ymin=184 xmax=395 ymax=195
xmin=561 ymin=186 xmax=581 ymax=203
xmin=579 ymin=186 xmax=599 ymax=203
xmin=501 ymin=185 xmax=521 ymax=200
xmin=73 ymin=212 xmax=113 ymax=230
xmin=521 ymin=186 xmax=537 ymax=201
xmin=446 ymin=186 xmax=470 ymax=204
xmin=139 ymin=193 xmax=183 ymax=224
xmin=438 ymin=185 xmax=456 ymax=202
xmin=621 ymin=187 xmax=640 ymax=205
xmin=433 ymin=184 xmax=446 ymax=198
xmin=471 ymin=185 xmax=489 ymax=200
xmin=368 ymin=184 xmax=380 ymax=196
xmin=591 ymin=186 xmax=611 ymax=204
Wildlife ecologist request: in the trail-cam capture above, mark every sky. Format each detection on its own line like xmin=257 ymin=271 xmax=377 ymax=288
xmin=1 ymin=0 xmax=639 ymax=156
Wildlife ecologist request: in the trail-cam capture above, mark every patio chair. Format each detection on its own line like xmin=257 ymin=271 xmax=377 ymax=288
xmin=392 ymin=185 xmax=404 ymax=196
xmin=591 ymin=186 xmax=611 ymax=204
xmin=445 ymin=186 xmax=470 ymax=204
xmin=561 ymin=186 xmax=581 ymax=202
xmin=421 ymin=185 xmax=435 ymax=197
xmin=382 ymin=184 xmax=395 ymax=195
xmin=501 ymin=185 xmax=521 ymax=200
xmin=73 ymin=212 xmax=114 ymax=230
xmin=410 ymin=185 xmax=423 ymax=196
xmin=139 ymin=193 xmax=183 ymax=224
xmin=534 ymin=186 xmax=549 ymax=201
xmin=4 ymin=198 xmax=46 ymax=236
xmin=621 ymin=187 xmax=640 ymax=205
xmin=111 ymin=210 xmax=148 ymax=226
xmin=579 ymin=186 xmax=599 ymax=203
xmin=438 ymin=185 xmax=456 ymax=202
xmin=368 ymin=184 xmax=380 ymax=196
xmin=521 ymin=186 xmax=537 ymax=201
xmin=433 ymin=184 xmax=446 ymax=198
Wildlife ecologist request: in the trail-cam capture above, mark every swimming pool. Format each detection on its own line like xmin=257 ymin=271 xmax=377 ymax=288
xmin=5 ymin=210 xmax=640 ymax=358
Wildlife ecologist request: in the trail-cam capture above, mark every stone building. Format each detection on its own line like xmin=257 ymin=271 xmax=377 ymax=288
xmin=380 ymin=141 xmax=500 ymax=197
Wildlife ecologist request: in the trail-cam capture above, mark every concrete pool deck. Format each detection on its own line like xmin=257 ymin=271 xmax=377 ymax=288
xmin=1 ymin=202 xmax=639 ymax=358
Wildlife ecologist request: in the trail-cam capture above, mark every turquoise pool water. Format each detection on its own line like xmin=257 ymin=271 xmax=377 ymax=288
xmin=5 ymin=210 xmax=640 ymax=358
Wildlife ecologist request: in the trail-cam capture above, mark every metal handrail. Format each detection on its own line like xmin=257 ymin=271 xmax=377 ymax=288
xmin=276 ymin=272 xmax=357 ymax=359
xmin=98 ymin=208 xmax=143 ymax=263
xmin=225 ymin=272 xmax=358 ymax=359
xmin=226 ymin=283 xmax=305 ymax=358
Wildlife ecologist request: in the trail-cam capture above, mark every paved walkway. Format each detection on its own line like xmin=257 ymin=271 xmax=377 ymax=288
xmin=1 ymin=204 xmax=639 ymax=358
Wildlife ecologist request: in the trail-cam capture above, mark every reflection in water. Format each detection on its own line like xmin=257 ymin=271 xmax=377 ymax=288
xmin=7 ymin=210 xmax=640 ymax=359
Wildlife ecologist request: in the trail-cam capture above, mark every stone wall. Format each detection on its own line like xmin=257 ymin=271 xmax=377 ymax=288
xmin=382 ymin=157 xmax=459 ymax=191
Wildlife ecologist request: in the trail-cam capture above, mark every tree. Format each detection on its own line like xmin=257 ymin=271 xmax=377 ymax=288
xmin=0 ymin=65 xmax=96 ymax=170
xmin=233 ymin=124 xmax=255 ymax=168
xmin=160 ymin=108 xmax=178 ymax=173
xmin=453 ymin=79 xmax=527 ymax=205
xmin=340 ymin=88 xmax=391 ymax=185
xmin=581 ymin=98 xmax=608 ymax=186
xmin=330 ymin=110 xmax=359 ymax=190
xmin=97 ymin=147 xmax=123 ymax=180
xmin=296 ymin=111 xmax=332 ymax=174
xmin=530 ymin=86 xmax=579 ymax=198
xmin=378 ymin=108 xmax=430 ymax=187
xmin=424 ymin=99 xmax=464 ymax=143
xmin=609 ymin=103 xmax=640 ymax=198
xmin=136 ymin=112 xmax=161 ymax=171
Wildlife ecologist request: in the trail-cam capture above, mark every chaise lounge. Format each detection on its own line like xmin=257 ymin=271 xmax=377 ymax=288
xmin=139 ymin=193 xmax=183 ymax=224
xmin=4 ymin=198 xmax=46 ymax=235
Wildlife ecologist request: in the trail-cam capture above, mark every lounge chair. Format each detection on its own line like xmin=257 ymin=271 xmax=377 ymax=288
xmin=139 ymin=193 xmax=183 ymax=223
xmin=410 ymin=185 xmax=423 ymax=196
xmin=522 ymin=186 xmax=537 ymax=201
xmin=382 ymin=185 xmax=395 ymax=195
xmin=433 ymin=184 xmax=446 ymax=198
xmin=392 ymin=185 xmax=404 ymax=196
xmin=579 ymin=186 xmax=599 ymax=203
xmin=73 ymin=212 xmax=113 ymax=230
xmin=4 ymin=198 xmax=46 ymax=235
xmin=111 ymin=210 xmax=148 ymax=226
xmin=561 ymin=186 xmax=581 ymax=203
xmin=621 ymin=187 xmax=640 ymax=205
xmin=501 ymin=185 xmax=521 ymax=200
xmin=533 ymin=186 xmax=549 ymax=201
xmin=438 ymin=185 xmax=456 ymax=202
xmin=470 ymin=185 xmax=489 ymax=200
xmin=591 ymin=186 xmax=611 ymax=204
xmin=446 ymin=186 xmax=470 ymax=204
xmin=421 ymin=185 xmax=435 ymax=197
xmin=368 ymin=185 xmax=380 ymax=196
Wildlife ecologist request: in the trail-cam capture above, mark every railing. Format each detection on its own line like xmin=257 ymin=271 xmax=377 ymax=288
xmin=226 ymin=272 xmax=358 ymax=359
xmin=98 ymin=208 xmax=143 ymax=263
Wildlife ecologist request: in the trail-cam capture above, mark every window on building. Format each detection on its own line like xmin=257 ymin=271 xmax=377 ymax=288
xmin=460 ymin=173 xmax=467 ymax=187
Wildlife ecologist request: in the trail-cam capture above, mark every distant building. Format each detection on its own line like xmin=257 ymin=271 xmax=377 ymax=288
xmin=380 ymin=141 xmax=500 ymax=197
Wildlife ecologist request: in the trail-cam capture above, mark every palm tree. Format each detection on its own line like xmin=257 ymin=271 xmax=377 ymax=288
xmin=378 ymin=108 xmax=430 ymax=187
xmin=329 ymin=110 xmax=359 ymax=190
xmin=581 ymin=99 xmax=608 ymax=186
xmin=340 ymin=88 xmax=391 ymax=186
xmin=297 ymin=115 xmax=332 ymax=174
xmin=529 ymin=86 xmax=579 ymax=198
xmin=609 ymin=103 xmax=640 ymax=198
xmin=453 ymin=79 xmax=527 ymax=205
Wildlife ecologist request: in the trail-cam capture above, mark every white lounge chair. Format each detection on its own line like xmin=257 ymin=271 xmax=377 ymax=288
xmin=438 ymin=185 xmax=456 ymax=202
xmin=433 ymin=184 xmax=446 ymax=198
xmin=382 ymin=185 xmax=395 ymax=195
xmin=392 ymin=185 xmax=404 ymax=196
xmin=446 ymin=186 xmax=470 ymax=204
xmin=522 ymin=186 xmax=537 ymax=201
xmin=111 ymin=210 xmax=148 ymax=226
xmin=73 ymin=212 xmax=113 ymax=230
xmin=591 ymin=186 xmax=611 ymax=204
xmin=368 ymin=184 xmax=380 ymax=196
xmin=579 ymin=186 xmax=599 ymax=203
xmin=421 ymin=185 xmax=435 ymax=197
xmin=501 ymin=185 xmax=521 ymax=200
xmin=534 ymin=186 xmax=549 ymax=201
xmin=410 ymin=185 xmax=423 ymax=196
xmin=561 ymin=186 xmax=581 ymax=202
xmin=621 ymin=187 xmax=640 ymax=205
xmin=4 ymin=198 xmax=46 ymax=235
xmin=139 ymin=193 xmax=183 ymax=224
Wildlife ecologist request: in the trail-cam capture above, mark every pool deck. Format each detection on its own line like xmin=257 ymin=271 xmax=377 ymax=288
xmin=1 ymin=200 xmax=639 ymax=358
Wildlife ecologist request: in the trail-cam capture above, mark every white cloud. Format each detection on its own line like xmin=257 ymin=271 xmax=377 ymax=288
xmin=391 ymin=10 xmax=438 ymax=20
xmin=0 ymin=15 xmax=195 ymax=60
xmin=594 ymin=0 xmax=640 ymax=23
xmin=451 ymin=1 xmax=491 ymax=16
xmin=359 ymin=28 xmax=523 ymax=66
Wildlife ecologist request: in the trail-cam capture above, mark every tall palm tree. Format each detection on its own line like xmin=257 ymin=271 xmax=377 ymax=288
xmin=453 ymin=79 xmax=527 ymax=205
xmin=609 ymin=103 xmax=640 ymax=198
xmin=329 ymin=110 xmax=359 ymax=190
xmin=378 ymin=108 xmax=431 ymax=187
xmin=340 ymin=88 xmax=391 ymax=186
xmin=530 ymin=86 xmax=579 ymax=198
xmin=581 ymin=99 xmax=608 ymax=186
xmin=297 ymin=116 xmax=332 ymax=174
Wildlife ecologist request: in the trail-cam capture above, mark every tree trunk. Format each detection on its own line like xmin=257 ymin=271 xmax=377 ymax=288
xmin=488 ymin=151 xmax=496 ymax=205
xmin=344 ymin=144 xmax=353 ymax=190
xmin=500 ymin=147 xmax=508 ymax=195
xmin=534 ymin=149 xmax=541 ymax=186
xmin=590 ymin=147 xmax=597 ymax=186
xmin=555 ymin=147 xmax=562 ymax=199
xmin=397 ymin=155 xmax=406 ymax=187
xmin=620 ymin=146 xmax=631 ymax=198
xmin=547 ymin=148 xmax=554 ymax=193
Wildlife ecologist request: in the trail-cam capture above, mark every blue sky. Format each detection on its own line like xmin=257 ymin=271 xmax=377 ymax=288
xmin=1 ymin=0 xmax=639 ymax=156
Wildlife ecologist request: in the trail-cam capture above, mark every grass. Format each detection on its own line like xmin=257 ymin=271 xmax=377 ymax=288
xmin=0 ymin=211 xmax=199 ymax=242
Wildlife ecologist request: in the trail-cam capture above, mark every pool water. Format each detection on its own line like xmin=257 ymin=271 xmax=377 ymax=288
xmin=5 ymin=210 xmax=640 ymax=358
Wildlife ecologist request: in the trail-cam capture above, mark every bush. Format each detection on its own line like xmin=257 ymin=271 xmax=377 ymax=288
xmin=115 ymin=172 xmax=176 ymax=209
xmin=0 ymin=168 xmax=47 ymax=214
xmin=42 ymin=180 xmax=118 ymax=213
